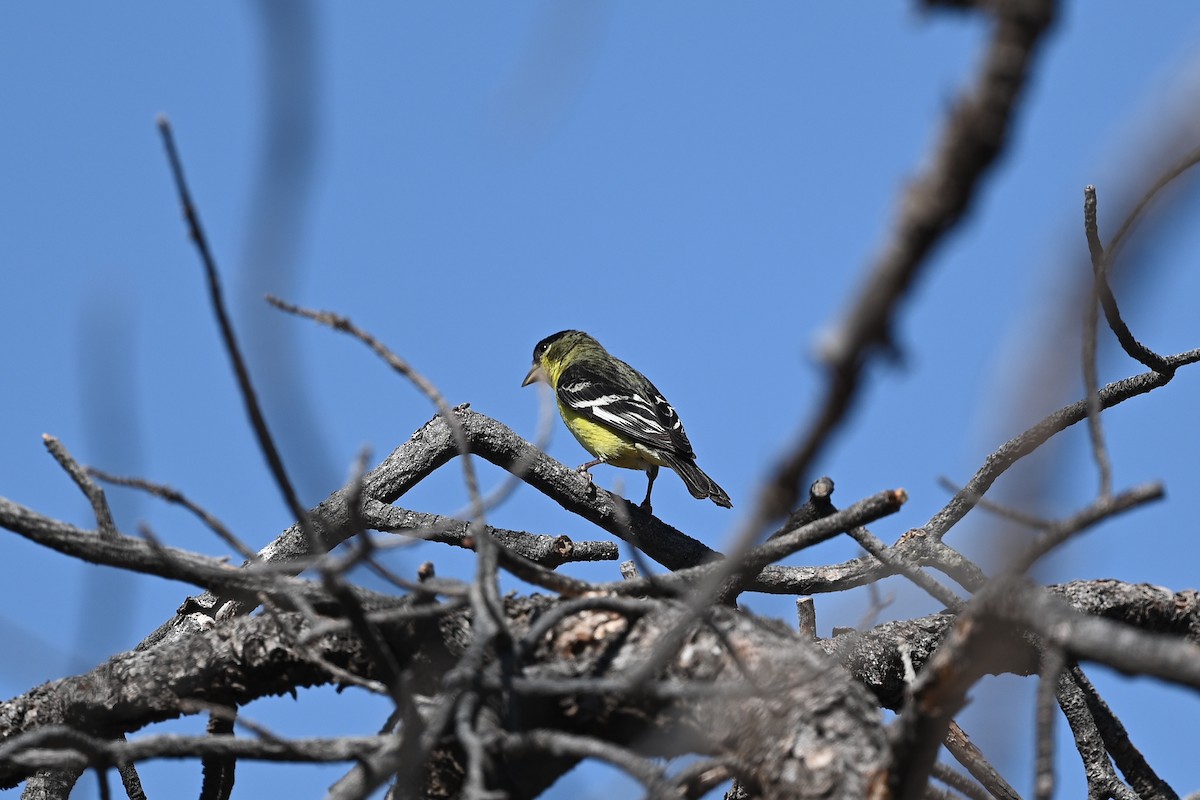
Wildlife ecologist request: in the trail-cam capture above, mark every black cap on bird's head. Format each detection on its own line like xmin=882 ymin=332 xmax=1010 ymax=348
xmin=521 ymin=330 xmax=597 ymax=387
xmin=532 ymin=330 xmax=575 ymax=361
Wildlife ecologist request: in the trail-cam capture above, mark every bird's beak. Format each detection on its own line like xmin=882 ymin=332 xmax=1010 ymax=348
xmin=521 ymin=364 xmax=545 ymax=387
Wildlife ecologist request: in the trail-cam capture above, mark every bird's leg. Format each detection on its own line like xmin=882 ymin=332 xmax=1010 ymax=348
xmin=640 ymin=465 xmax=659 ymax=512
xmin=574 ymin=457 xmax=606 ymax=485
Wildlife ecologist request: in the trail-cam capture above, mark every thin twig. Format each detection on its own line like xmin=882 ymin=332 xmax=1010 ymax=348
xmin=1083 ymin=186 xmax=1115 ymax=498
xmin=263 ymin=296 xmax=484 ymax=518
xmin=927 ymin=347 xmax=1200 ymax=541
xmin=157 ymin=117 xmax=311 ymax=541
xmin=1009 ymin=482 xmax=1164 ymax=574
xmin=263 ymin=297 xmax=511 ymax=662
xmin=931 ymin=762 xmax=992 ymax=800
xmin=42 ymin=435 xmax=117 ymax=539
xmin=0 ymin=728 xmax=397 ymax=769
xmin=937 ymin=476 xmax=1052 ymax=529
xmin=87 ymin=468 xmax=256 ymax=561
xmin=1085 ymin=182 xmax=1172 ymax=374
xmin=498 ymin=729 xmax=669 ymax=793
xmin=845 ymin=524 xmax=963 ymax=610
xmin=944 ymin=721 xmax=1022 ymax=800
xmin=1108 ymin=143 xmax=1200 ymax=262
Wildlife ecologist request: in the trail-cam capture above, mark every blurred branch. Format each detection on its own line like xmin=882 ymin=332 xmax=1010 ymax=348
xmin=753 ymin=0 xmax=1057 ymax=528
xmin=931 ymin=762 xmax=994 ymax=800
xmin=1108 ymin=142 xmax=1200 ymax=261
xmin=1034 ymin=649 xmax=1065 ymax=800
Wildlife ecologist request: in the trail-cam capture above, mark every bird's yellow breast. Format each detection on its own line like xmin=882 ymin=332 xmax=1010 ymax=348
xmin=557 ymin=402 xmax=665 ymax=470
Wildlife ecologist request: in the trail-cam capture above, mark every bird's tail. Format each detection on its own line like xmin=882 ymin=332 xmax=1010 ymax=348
xmin=664 ymin=454 xmax=733 ymax=508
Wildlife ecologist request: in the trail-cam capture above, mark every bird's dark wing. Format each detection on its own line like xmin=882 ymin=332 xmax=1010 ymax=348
xmin=557 ymin=361 xmax=694 ymax=457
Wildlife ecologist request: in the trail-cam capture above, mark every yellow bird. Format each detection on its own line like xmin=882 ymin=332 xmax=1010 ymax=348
xmin=522 ymin=330 xmax=731 ymax=511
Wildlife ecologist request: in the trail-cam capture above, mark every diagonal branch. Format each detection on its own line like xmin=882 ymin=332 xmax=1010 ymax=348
xmin=42 ymin=435 xmax=117 ymax=540
xmin=157 ymin=117 xmax=310 ymax=538
xmin=1067 ymin=664 xmax=1178 ymax=800
xmin=927 ymin=346 xmax=1200 ymax=540
xmin=754 ymin=0 xmax=1057 ymax=529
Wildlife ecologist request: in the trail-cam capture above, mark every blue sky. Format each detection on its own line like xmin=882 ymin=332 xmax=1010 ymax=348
xmin=3 ymin=3 xmax=1200 ymax=798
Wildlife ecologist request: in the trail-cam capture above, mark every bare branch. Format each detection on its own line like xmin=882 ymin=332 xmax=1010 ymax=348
xmin=944 ymin=721 xmax=1022 ymax=800
xmin=1 ymin=728 xmax=396 ymax=771
xmin=264 ymin=295 xmax=486 ymax=517
xmin=937 ymin=476 xmax=1053 ymax=529
xmin=198 ymin=714 xmax=235 ymax=800
xmin=0 ymin=596 xmax=890 ymax=798
xmin=1066 ymin=664 xmax=1178 ymax=800
xmin=361 ymin=499 xmax=618 ymax=567
xmin=1083 ymin=187 xmax=1115 ymax=498
xmin=41 ymin=435 xmax=117 ymax=540
xmin=1055 ymin=669 xmax=1142 ymax=800
xmin=0 ymin=496 xmax=411 ymax=614
xmin=753 ymin=0 xmax=1057 ymax=528
xmin=1009 ymin=482 xmax=1164 ymax=574
xmin=931 ymin=762 xmax=994 ymax=800
xmin=1085 ymin=184 xmax=1171 ymax=375
xmin=87 ymin=469 xmax=256 ymax=561
xmin=927 ymin=347 xmax=1200 ymax=540
xmin=156 ymin=117 xmax=310 ymax=540
xmin=1003 ymin=580 xmax=1200 ymax=690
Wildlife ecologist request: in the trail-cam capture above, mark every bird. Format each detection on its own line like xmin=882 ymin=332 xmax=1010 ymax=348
xmin=521 ymin=330 xmax=732 ymax=511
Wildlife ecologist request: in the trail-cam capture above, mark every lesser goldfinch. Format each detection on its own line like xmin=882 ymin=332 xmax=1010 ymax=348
xmin=522 ymin=330 xmax=732 ymax=510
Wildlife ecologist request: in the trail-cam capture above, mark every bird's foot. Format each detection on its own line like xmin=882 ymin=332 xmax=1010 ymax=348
xmin=572 ymin=466 xmax=599 ymax=499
